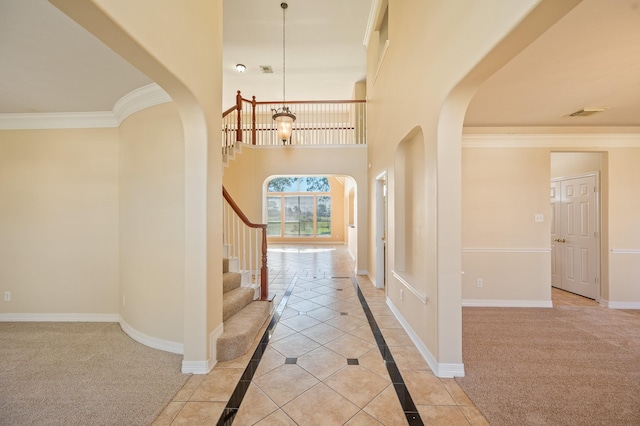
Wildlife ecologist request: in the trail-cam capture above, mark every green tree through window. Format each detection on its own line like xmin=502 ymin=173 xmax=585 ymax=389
xmin=267 ymin=177 xmax=330 ymax=193
xmin=267 ymin=177 xmax=331 ymax=238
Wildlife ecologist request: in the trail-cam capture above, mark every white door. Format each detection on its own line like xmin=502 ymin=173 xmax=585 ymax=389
xmin=551 ymin=174 xmax=599 ymax=300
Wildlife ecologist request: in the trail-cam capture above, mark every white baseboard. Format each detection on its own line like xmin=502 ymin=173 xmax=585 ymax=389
xmin=600 ymin=299 xmax=640 ymax=309
xmin=462 ymin=299 xmax=553 ymax=308
xmin=386 ymin=298 xmax=465 ymax=378
xmin=356 ymin=269 xmax=368 ymax=276
xmin=119 ymin=318 xmax=183 ymax=354
xmin=182 ymin=359 xmax=213 ymax=375
xmin=182 ymin=325 xmax=219 ymax=374
xmin=367 ymin=273 xmax=385 ymax=289
xmin=0 ymin=313 xmax=120 ymax=322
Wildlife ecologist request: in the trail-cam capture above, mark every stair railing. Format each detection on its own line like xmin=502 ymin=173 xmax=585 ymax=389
xmin=222 ymin=90 xmax=366 ymax=148
xmin=222 ymin=186 xmax=269 ymax=300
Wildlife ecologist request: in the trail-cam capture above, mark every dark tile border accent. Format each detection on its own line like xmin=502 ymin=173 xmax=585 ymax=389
xmin=216 ymin=278 xmax=298 ymax=425
xmin=350 ymin=277 xmax=424 ymax=425
xmin=347 ymin=358 xmax=359 ymax=365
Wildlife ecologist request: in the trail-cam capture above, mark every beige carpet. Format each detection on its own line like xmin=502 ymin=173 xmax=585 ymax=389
xmin=0 ymin=322 xmax=188 ymax=426
xmin=456 ymin=307 xmax=640 ymax=425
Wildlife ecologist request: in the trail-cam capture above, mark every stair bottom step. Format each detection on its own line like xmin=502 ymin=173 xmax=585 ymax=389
xmin=217 ymin=301 xmax=271 ymax=362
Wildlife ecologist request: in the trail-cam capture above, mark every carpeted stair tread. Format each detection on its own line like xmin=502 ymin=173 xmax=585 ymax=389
xmin=223 ymin=271 xmax=242 ymax=293
xmin=223 ymin=287 xmax=255 ymax=322
xmin=218 ymin=301 xmax=271 ymax=362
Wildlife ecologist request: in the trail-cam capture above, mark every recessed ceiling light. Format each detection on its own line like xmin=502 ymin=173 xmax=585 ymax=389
xmin=568 ymin=107 xmax=609 ymax=117
xmin=235 ymin=64 xmax=246 ymax=73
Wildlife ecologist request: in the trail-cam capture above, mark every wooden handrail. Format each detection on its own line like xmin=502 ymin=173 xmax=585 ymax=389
xmin=222 ymin=186 xmax=269 ymax=300
xmin=222 ymin=104 xmax=237 ymax=118
xmin=254 ymin=99 xmax=366 ymax=105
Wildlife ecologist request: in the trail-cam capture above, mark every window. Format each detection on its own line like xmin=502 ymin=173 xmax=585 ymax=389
xmin=267 ymin=177 xmax=331 ymax=238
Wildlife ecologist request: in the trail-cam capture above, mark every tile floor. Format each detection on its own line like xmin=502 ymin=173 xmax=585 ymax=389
xmin=153 ymin=244 xmax=488 ymax=425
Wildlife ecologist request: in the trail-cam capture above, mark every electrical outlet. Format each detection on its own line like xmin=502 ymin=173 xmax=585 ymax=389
xmin=535 ymin=214 xmax=544 ymax=223
xmin=400 ymin=289 xmax=404 ymax=300
xmin=477 ymin=279 xmax=483 ymax=288
xmin=4 ymin=291 xmax=10 ymax=302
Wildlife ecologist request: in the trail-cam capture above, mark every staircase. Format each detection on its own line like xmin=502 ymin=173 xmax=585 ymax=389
xmin=217 ymin=258 xmax=271 ymax=362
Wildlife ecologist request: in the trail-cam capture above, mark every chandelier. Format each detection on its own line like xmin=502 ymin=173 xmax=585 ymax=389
xmin=272 ymin=2 xmax=296 ymax=144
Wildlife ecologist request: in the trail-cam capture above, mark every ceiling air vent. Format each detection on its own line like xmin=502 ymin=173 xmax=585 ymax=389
xmin=259 ymin=65 xmax=273 ymax=74
xmin=568 ymin=107 xmax=607 ymax=117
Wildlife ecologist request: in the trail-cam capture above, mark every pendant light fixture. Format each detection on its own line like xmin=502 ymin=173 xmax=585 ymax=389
xmin=272 ymin=2 xmax=296 ymax=144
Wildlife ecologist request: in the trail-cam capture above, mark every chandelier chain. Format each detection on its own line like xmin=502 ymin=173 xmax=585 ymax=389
xmin=282 ymin=2 xmax=286 ymax=107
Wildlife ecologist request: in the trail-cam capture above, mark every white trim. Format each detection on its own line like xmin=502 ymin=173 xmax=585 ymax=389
xmin=462 ymin=247 xmax=551 ymax=253
xmin=462 ymin=299 xmax=553 ymax=308
xmin=600 ymin=299 xmax=640 ymax=309
xmin=0 ymin=313 xmax=120 ymax=322
xmin=181 ymin=360 xmax=213 ymax=375
xmin=610 ymin=249 xmax=640 ymax=254
xmin=206 ymin=323 xmax=225 ymax=372
xmin=392 ymin=271 xmax=427 ymax=304
xmin=356 ymin=269 xmax=368 ymax=276
xmin=387 ymin=298 xmax=465 ymax=378
xmin=462 ymin=133 xmax=640 ymax=148
xmin=113 ymin=83 xmax=172 ymax=125
xmin=0 ymin=83 xmax=171 ymax=130
xmin=363 ymin=0 xmax=380 ymax=47
xmin=0 ymin=112 xmax=117 ymax=129
xmin=551 ymin=172 xmax=598 ymax=182
xmin=367 ymin=273 xmax=378 ymax=288
xmin=373 ymin=40 xmax=390 ymax=86
xmin=119 ymin=318 xmax=183 ymax=355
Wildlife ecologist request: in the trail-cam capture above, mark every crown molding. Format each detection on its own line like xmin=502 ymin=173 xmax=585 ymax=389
xmin=462 ymin=132 xmax=640 ymax=148
xmin=0 ymin=83 xmax=171 ymax=130
xmin=113 ymin=83 xmax=172 ymax=125
xmin=0 ymin=112 xmax=118 ymax=130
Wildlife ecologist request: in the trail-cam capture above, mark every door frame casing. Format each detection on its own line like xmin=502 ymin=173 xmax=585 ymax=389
xmin=375 ymin=171 xmax=388 ymax=290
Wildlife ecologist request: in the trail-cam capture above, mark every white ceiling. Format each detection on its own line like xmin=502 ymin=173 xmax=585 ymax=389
xmin=465 ymin=0 xmax=640 ymax=127
xmin=0 ymin=0 xmax=152 ymax=113
xmin=1 ymin=0 xmax=639 ymax=127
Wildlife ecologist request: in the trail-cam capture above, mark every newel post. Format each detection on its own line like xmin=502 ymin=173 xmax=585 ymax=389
xmin=251 ymin=96 xmax=257 ymax=145
xmin=235 ymin=90 xmax=243 ymax=143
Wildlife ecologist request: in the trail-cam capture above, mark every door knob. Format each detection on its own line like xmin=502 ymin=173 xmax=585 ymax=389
xmin=560 ymin=238 xmax=566 ymax=243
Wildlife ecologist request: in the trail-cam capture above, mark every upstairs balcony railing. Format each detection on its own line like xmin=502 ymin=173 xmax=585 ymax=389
xmin=222 ymin=91 xmax=366 ymax=150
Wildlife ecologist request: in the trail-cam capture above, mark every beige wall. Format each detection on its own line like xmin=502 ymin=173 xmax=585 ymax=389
xmin=345 ymin=177 xmax=358 ymax=260
xmin=608 ymin=148 xmax=640 ymax=303
xmin=53 ymin=0 xmax=223 ymax=368
xmin=462 ymin=148 xmax=552 ymax=303
xmin=0 ymin=128 xmax=119 ymax=315
xmin=551 ymin=152 xmax=602 ymax=178
xmin=461 ymin=134 xmax=640 ymax=307
xmin=365 ymin=0 xmax=579 ymax=373
xmin=119 ymin=103 xmax=184 ymax=344
xmin=223 ymin=145 xmax=369 ymax=273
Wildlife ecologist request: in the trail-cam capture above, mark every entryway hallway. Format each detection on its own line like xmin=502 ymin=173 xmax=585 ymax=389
xmin=153 ymin=244 xmax=486 ymax=425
